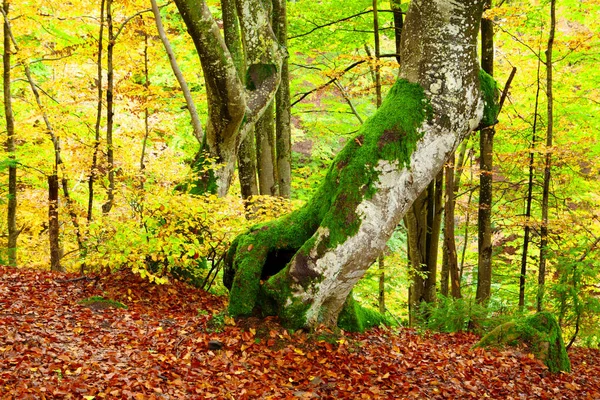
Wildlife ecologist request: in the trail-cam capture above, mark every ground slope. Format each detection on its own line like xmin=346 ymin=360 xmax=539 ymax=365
xmin=1 ymin=266 xmax=598 ymax=399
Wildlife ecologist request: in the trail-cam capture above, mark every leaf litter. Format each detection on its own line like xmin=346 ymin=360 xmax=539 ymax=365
xmin=1 ymin=265 xmax=598 ymax=399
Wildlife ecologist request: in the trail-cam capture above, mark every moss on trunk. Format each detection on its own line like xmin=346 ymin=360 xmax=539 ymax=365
xmin=224 ymin=79 xmax=431 ymax=328
xmin=473 ymin=311 xmax=571 ymax=373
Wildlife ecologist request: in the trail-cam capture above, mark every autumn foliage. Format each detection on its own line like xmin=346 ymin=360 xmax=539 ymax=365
xmin=1 ymin=265 xmax=599 ymax=399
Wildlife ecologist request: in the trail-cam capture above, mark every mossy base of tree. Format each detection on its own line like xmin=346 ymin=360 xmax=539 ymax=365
xmin=473 ymin=311 xmax=571 ymax=373
xmin=337 ymin=293 xmax=389 ymax=332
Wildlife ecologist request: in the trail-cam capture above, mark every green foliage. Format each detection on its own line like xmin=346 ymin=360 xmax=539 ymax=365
xmin=416 ymin=295 xmax=507 ymax=334
xmin=80 ymin=190 xmax=247 ymax=287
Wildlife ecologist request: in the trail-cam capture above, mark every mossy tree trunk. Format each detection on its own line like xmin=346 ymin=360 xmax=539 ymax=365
xmin=225 ymin=0 xmax=491 ymax=330
xmin=174 ymin=0 xmax=283 ymax=196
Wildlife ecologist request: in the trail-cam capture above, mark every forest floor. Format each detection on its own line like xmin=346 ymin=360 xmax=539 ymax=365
xmin=1 ymin=265 xmax=599 ymax=399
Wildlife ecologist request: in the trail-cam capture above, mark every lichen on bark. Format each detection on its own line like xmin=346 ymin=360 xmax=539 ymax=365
xmin=224 ymin=79 xmax=431 ymax=328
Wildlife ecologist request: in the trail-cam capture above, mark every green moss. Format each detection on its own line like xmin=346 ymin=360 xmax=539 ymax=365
xmin=337 ymin=293 xmax=389 ymax=333
xmin=78 ymin=296 xmax=127 ymax=310
xmin=479 ymin=69 xmax=499 ymax=127
xmin=226 ymin=79 xmax=430 ymax=327
xmin=474 ymin=311 xmax=571 ymax=373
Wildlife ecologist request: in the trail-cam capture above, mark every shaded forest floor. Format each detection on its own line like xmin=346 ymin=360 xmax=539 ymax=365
xmin=1 ymin=266 xmax=599 ymax=399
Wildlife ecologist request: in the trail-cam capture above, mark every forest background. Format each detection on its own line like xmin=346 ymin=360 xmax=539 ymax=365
xmin=1 ymin=0 xmax=600 ymax=347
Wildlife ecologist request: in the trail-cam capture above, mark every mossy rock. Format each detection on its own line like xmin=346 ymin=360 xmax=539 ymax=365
xmin=78 ymin=296 xmax=128 ymax=311
xmin=473 ymin=311 xmax=571 ymax=373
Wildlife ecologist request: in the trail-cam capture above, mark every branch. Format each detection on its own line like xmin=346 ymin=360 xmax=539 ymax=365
xmin=497 ymin=66 xmax=517 ymax=115
xmin=114 ymin=2 xmax=170 ymax=40
xmin=291 ymin=59 xmax=365 ymax=107
xmin=289 ymin=9 xmax=400 ymax=40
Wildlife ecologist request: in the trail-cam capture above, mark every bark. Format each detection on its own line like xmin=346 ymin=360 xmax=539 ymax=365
xmin=48 ymin=175 xmax=63 ymax=272
xmin=238 ymin=133 xmax=259 ymax=199
xmin=255 ymin=102 xmax=278 ymax=195
xmin=220 ymin=0 xmax=258 ymax=200
xmin=538 ymin=0 xmax=556 ymax=312
xmin=273 ymin=0 xmax=292 ymax=198
xmin=174 ymin=0 xmax=283 ymax=196
xmin=390 ymin=0 xmax=403 ymax=65
xmin=102 ymin=0 xmax=115 ymax=214
xmin=225 ymin=0 xmax=487 ymax=330
xmin=442 ymin=153 xmax=461 ymax=298
xmin=407 ymin=171 xmax=443 ymax=324
xmin=2 ymin=1 xmax=18 ymax=266
xmin=476 ymin=0 xmax=494 ymax=304
xmin=372 ymin=0 xmax=382 ymax=107
xmin=88 ymin=0 xmax=105 ymax=222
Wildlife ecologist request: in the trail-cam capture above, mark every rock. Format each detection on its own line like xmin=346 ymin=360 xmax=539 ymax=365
xmin=473 ymin=311 xmax=571 ymax=373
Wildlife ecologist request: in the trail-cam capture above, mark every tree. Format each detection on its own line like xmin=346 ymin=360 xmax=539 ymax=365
xmin=475 ymin=0 xmax=495 ymax=304
xmin=224 ymin=0 xmax=494 ymax=330
xmin=2 ymin=1 xmax=18 ymax=266
xmin=173 ymin=0 xmax=284 ymax=196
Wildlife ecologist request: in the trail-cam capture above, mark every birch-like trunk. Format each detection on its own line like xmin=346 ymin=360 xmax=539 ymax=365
xmin=225 ymin=0 xmax=489 ymax=329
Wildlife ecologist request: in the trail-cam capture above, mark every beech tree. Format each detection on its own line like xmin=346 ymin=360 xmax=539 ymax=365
xmin=173 ymin=0 xmax=284 ymax=196
xmin=223 ymin=0 xmax=497 ymax=329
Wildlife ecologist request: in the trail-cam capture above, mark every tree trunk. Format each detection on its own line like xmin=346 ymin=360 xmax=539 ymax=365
xmin=538 ymin=0 xmax=556 ymax=312
xmin=442 ymin=153 xmax=461 ymax=298
xmin=88 ymin=0 xmax=105 ymax=222
xmin=102 ymin=0 xmax=115 ymax=214
xmin=224 ymin=0 xmax=488 ymax=330
xmin=273 ymin=0 xmax=292 ymax=198
xmin=255 ymin=102 xmax=278 ymax=195
xmin=390 ymin=0 xmax=403 ymax=65
xmin=48 ymin=175 xmax=63 ymax=272
xmin=151 ymin=0 xmax=203 ymax=144
xmin=2 ymin=1 xmax=18 ymax=266
xmin=519 ymin=58 xmax=541 ymax=311
xmin=174 ymin=0 xmax=283 ymax=196
xmin=476 ymin=0 xmax=495 ymax=304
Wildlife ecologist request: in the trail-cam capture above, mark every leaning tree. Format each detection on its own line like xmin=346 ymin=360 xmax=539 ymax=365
xmin=178 ymin=0 xmax=496 ymax=329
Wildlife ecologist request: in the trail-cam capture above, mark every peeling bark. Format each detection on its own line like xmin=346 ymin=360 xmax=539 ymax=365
xmin=225 ymin=0 xmax=487 ymax=329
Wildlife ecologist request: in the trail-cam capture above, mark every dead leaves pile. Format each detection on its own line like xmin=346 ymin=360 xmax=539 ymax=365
xmin=1 ymin=265 xmax=599 ymax=399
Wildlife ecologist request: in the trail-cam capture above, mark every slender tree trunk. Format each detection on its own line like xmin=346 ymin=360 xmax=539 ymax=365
xmin=140 ymin=28 xmax=150 ymax=190
xmin=519 ymin=57 xmax=542 ymax=311
xmin=88 ymin=0 xmax=105 ymax=222
xmin=538 ymin=0 xmax=556 ymax=312
xmin=372 ymin=0 xmax=382 ymax=107
xmin=151 ymin=0 xmax=203 ymax=144
xmin=390 ymin=0 xmax=403 ymax=65
xmin=2 ymin=1 xmax=18 ymax=266
xmin=378 ymin=255 xmax=385 ymax=313
xmin=273 ymin=0 xmax=292 ymax=198
xmin=225 ymin=0 xmax=487 ymax=329
xmin=476 ymin=0 xmax=494 ymax=304
xmin=442 ymin=153 xmax=461 ymax=298
xmin=256 ymin=103 xmax=278 ymax=195
xmin=102 ymin=0 xmax=115 ymax=214
xmin=48 ymin=175 xmax=63 ymax=272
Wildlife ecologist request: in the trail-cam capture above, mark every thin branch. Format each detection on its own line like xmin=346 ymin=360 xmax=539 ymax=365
xmin=291 ymin=60 xmax=365 ymax=107
xmin=114 ymin=2 xmax=170 ymax=40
